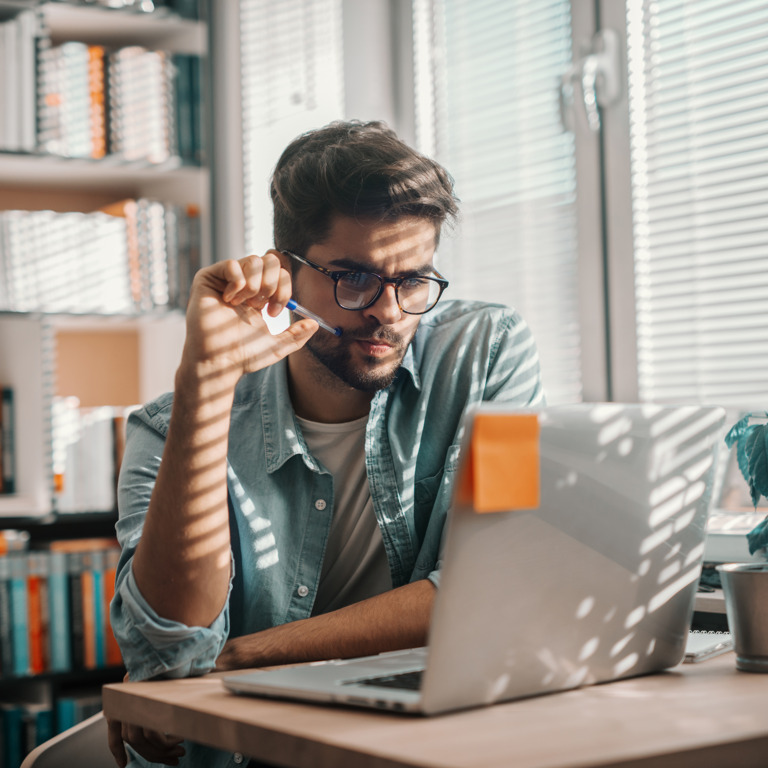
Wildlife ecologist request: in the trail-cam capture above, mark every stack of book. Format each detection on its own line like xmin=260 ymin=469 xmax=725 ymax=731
xmin=36 ymin=35 xmax=204 ymax=165
xmin=1 ymin=699 xmax=54 ymax=768
xmin=0 ymin=199 xmax=201 ymax=315
xmin=37 ymin=39 xmax=107 ymax=159
xmin=0 ymin=692 xmax=104 ymax=767
xmin=108 ymin=46 xmax=175 ymax=164
xmin=51 ymin=399 xmax=135 ymax=515
xmin=0 ymin=540 xmax=123 ymax=680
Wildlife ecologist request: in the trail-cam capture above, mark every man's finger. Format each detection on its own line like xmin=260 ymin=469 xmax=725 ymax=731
xmin=106 ymin=717 xmax=127 ymax=768
xmin=121 ymin=722 xmax=186 ymax=766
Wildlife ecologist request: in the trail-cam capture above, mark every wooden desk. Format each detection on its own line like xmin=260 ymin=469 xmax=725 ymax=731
xmin=102 ymin=654 xmax=768 ymax=768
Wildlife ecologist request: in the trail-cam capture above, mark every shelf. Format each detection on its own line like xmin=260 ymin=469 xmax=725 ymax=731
xmin=0 ymin=510 xmax=118 ymax=540
xmin=0 ymin=151 xmax=207 ymax=192
xmin=41 ymin=3 xmax=206 ymax=54
xmin=0 ymin=664 xmax=125 ymax=691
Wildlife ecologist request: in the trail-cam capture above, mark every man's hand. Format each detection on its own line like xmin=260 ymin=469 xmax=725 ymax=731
xmin=181 ymin=252 xmax=318 ymax=387
xmin=130 ymin=252 xmax=318 ymax=629
xmin=106 ymin=674 xmax=185 ymax=767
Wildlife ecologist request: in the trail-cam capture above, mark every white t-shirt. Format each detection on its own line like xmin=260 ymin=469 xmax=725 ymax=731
xmin=296 ymin=414 xmax=392 ymax=614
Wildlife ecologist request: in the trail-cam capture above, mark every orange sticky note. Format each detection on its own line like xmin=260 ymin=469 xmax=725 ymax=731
xmin=469 ymin=412 xmax=540 ymax=512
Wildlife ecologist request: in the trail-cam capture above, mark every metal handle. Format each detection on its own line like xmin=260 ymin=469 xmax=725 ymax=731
xmin=559 ymin=29 xmax=622 ymax=133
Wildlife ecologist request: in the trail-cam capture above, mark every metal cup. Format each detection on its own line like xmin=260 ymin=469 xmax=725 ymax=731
xmin=717 ymin=563 xmax=768 ymax=672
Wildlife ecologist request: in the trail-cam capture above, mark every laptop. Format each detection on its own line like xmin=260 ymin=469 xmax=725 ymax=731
xmin=224 ymin=402 xmax=726 ymax=715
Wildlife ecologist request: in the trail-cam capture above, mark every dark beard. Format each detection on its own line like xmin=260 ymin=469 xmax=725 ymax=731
xmin=304 ymin=325 xmax=412 ymax=393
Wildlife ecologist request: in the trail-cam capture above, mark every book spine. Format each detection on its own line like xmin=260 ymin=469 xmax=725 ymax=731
xmin=8 ymin=554 xmax=29 ymax=676
xmin=80 ymin=552 xmax=96 ymax=669
xmin=16 ymin=9 xmax=38 ymax=153
xmin=88 ymin=44 xmax=106 ymax=159
xmin=0 ymin=556 xmax=13 ymax=677
xmin=1 ymin=703 xmax=23 ymax=768
xmin=26 ymin=553 xmax=46 ymax=675
xmin=55 ymin=696 xmax=76 ymax=733
xmin=1 ymin=386 xmax=15 ymax=494
xmin=104 ymin=547 xmax=122 ymax=667
xmin=68 ymin=552 xmax=85 ymax=670
xmin=190 ymin=53 xmax=204 ymax=165
xmin=92 ymin=550 xmax=106 ymax=668
xmin=48 ymin=550 xmax=71 ymax=672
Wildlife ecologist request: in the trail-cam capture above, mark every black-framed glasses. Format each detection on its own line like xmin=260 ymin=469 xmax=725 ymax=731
xmin=283 ymin=251 xmax=449 ymax=315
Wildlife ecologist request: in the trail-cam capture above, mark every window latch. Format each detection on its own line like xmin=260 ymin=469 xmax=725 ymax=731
xmin=559 ymin=29 xmax=622 ymax=133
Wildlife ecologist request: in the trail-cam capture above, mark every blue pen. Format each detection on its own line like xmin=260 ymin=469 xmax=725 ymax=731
xmin=286 ymin=299 xmax=342 ymax=336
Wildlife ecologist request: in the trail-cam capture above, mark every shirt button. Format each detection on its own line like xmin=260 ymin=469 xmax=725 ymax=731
xmin=297 ymin=585 xmax=309 ymax=597
xmin=233 ymin=754 xmax=244 ymax=764
xmin=314 ymin=499 xmax=327 ymax=510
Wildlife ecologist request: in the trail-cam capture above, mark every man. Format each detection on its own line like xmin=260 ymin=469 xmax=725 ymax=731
xmin=108 ymin=120 xmax=544 ymax=767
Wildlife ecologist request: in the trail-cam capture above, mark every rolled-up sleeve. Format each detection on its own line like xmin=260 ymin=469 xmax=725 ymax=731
xmin=110 ymin=404 xmax=232 ymax=681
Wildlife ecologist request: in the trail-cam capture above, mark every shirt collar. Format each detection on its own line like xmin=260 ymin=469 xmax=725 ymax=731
xmin=254 ymin=337 xmax=422 ymax=472
xmin=256 ymin=360 xmax=320 ymax=474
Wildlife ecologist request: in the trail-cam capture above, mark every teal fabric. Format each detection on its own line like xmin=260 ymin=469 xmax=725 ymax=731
xmin=110 ymin=299 xmax=544 ymax=768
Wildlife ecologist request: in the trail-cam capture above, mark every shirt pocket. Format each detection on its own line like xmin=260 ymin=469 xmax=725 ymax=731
xmin=413 ymin=442 xmax=463 ymax=544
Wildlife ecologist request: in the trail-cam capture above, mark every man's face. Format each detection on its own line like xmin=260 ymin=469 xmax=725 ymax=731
xmin=290 ymin=215 xmax=438 ymax=393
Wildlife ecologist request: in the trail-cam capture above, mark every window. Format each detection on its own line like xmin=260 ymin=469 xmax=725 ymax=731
xmin=233 ymin=0 xmax=768 ymax=409
xmin=413 ymin=0 xmax=586 ymax=405
xmin=620 ymin=0 xmax=768 ymax=406
xmin=239 ymin=0 xmax=345 ymax=254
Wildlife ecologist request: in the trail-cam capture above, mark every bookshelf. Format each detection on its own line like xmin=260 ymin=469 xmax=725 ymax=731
xmin=0 ymin=0 xmax=209 ymax=519
xmin=0 ymin=0 xmax=212 ymax=758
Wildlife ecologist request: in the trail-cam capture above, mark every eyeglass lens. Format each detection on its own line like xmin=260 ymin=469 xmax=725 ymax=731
xmin=335 ymin=273 xmax=441 ymax=314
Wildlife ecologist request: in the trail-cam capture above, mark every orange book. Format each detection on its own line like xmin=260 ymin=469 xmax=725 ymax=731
xmin=26 ymin=556 xmax=46 ymax=674
xmin=88 ymin=45 xmax=106 ymax=159
xmin=80 ymin=565 xmax=96 ymax=670
xmin=44 ymin=538 xmax=119 ymax=554
xmin=103 ymin=549 xmax=122 ymax=667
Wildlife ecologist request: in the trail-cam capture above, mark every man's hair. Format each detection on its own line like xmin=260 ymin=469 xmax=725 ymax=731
xmin=270 ymin=120 xmax=459 ymax=254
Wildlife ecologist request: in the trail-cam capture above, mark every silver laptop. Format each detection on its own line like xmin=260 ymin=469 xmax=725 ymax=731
xmin=224 ymin=402 xmax=726 ymax=715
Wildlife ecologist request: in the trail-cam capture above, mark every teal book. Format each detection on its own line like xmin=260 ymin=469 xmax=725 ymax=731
xmin=1 ymin=702 xmax=23 ymax=768
xmin=48 ymin=551 xmax=71 ymax=672
xmin=92 ymin=550 xmax=106 ymax=668
xmin=8 ymin=553 xmax=28 ymax=676
xmin=56 ymin=696 xmax=77 ymax=732
xmin=173 ymin=53 xmax=194 ymax=163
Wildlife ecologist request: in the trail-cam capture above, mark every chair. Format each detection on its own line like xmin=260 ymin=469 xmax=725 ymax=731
xmin=20 ymin=711 xmax=114 ymax=768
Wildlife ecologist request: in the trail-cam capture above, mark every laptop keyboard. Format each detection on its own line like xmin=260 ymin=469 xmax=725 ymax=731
xmin=348 ymin=669 xmax=424 ymax=691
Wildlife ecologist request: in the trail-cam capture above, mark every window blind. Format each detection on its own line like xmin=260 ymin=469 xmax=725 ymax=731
xmin=413 ymin=0 xmax=582 ymax=404
xmin=239 ymin=0 xmax=344 ymax=254
xmin=626 ymin=0 xmax=768 ymax=405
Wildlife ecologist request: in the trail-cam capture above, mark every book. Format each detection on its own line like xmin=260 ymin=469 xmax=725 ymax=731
xmin=67 ymin=552 xmax=85 ymax=671
xmin=26 ymin=553 xmax=49 ymax=675
xmin=48 ymin=550 xmax=71 ymax=673
xmin=103 ymin=547 xmax=122 ymax=667
xmin=8 ymin=552 xmax=29 ymax=676
xmin=0 ymin=555 xmax=13 ymax=677
xmin=88 ymin=44 xmax=107 ymax=159
xmin=684 ymin=630 xmax=734 ymax=663
xmin=1 ymin=702 xmax=23 ymax=768
xmin=1 ymin=386 xmax=15 ymax=494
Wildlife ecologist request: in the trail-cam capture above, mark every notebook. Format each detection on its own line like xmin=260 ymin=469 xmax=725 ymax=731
xmin=224 ymin=402 xmax=726 ymax=715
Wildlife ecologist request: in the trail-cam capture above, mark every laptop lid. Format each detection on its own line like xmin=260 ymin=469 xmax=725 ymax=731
xmin=224 ymin=403 xmax=725 ymax=716
xmin=419 ymin=402 xmax=726 ymax=713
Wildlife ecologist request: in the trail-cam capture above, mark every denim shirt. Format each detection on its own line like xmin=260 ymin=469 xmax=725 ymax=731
xmin=110 ymin=299 xmax=544 ymax=768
